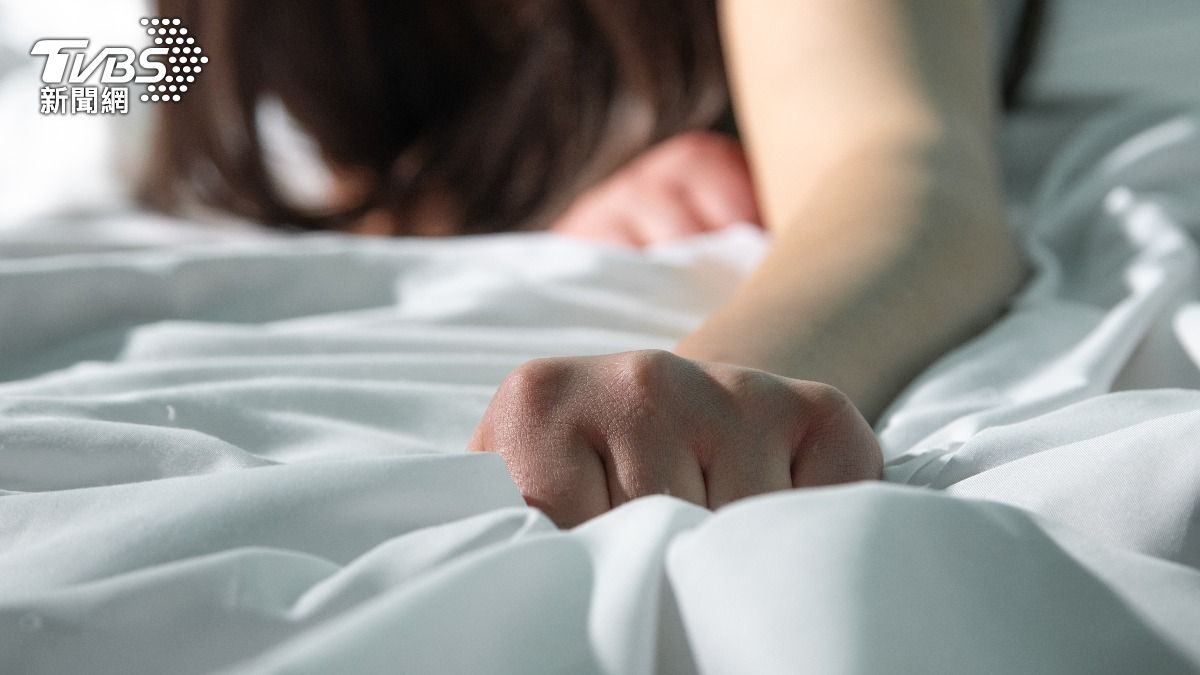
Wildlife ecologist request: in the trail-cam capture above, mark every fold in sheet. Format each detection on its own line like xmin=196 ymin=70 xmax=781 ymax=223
xmin=2 ymin=103 xmax=1200 ymax=673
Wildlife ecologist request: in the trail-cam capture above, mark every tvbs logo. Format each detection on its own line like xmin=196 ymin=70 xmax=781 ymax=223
xmin=30 ymin=17 xmax=206 ymax=114
xmin=31 ymin=39 xmax=170 ymax=86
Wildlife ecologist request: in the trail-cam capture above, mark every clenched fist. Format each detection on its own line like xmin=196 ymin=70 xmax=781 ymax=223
xmin=468 ymin=350 xmax=882 ymax=527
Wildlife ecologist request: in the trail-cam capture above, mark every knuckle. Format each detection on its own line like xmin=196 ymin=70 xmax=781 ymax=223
xmin=724 ymin=368 xmax=782 ymax=400
xmin=809 ymin=382 xmax=855 ymax=414
xmin=630 ymin=348 xmax=678 ymax=369
xmin=708 ymin=367 xmax=789 ymax=417
xmin=791 ymin=381 xmax=858 ymax=422
xmin=787 ymin=381 xmax=864 ymax=432
xmin=619 ymin=349 xmax=677 ymax=387
xmin=495 ymin=358 xmax=571 ymax=408
xmin=604 ymin=350 xmax=681 ymax=423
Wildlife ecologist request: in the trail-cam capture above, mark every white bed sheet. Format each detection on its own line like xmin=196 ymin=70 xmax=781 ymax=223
xmin=1 ymin=100 xmax=1199 ymax=674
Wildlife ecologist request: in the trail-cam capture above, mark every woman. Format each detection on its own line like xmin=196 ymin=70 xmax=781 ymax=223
xmin=146 ymin=0 xmax=1034 ymax=526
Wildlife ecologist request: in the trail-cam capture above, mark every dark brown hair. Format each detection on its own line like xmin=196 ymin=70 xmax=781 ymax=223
xmin=142 ymin=0 xmax=729 ymax=235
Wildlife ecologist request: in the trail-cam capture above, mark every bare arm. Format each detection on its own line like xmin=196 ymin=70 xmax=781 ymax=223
xmin=677 ymin=0 xmax=1025 ymax=421
xmin=472 ymin=0 xmax=1025 ymax=525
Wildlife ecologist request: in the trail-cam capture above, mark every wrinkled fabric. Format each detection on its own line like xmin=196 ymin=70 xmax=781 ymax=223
xmin=2 ymin=102 xmax=1200 ymax=674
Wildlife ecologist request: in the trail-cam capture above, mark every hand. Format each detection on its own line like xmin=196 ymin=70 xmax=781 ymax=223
xmin=468 ymin=350 xmax=882 ymax=527
xmin=550 ymin=132 xmax=760 ymax=247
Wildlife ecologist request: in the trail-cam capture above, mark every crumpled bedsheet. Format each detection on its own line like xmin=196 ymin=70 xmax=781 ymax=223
xmin=1 ymin=102 xmax=1199 ymax=674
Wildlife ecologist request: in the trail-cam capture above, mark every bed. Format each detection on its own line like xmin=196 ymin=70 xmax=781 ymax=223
xmin=2 ymin=2 xmax=1200 ymax=674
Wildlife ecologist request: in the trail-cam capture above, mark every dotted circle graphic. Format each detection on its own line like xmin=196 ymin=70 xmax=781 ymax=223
xmin=140 ymin=17 xmax=206 ymax=104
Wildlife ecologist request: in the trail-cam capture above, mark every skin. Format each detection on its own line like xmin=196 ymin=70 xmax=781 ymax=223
xmin=472 ymin=0 xmax=1025 ymax=527
xmin=467 ymin=350 xmax=881 ymax=528
xmin=550 ymin=131 xmax=760 ymax=247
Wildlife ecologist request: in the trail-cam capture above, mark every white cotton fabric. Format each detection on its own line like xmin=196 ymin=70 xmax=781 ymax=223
xmin=2 ymin=101 xmax=1200 ymax=674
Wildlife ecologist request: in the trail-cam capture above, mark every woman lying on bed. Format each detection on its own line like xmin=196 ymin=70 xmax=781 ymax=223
xmin=146 ymin=0 xmax=1028 ymax=526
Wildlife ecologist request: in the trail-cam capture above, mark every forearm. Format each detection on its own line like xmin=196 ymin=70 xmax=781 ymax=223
xmin=676 ymin=134 xmax=1025 ymax=421
xmin=680 ymin=0 xmax=1025 ymax=421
